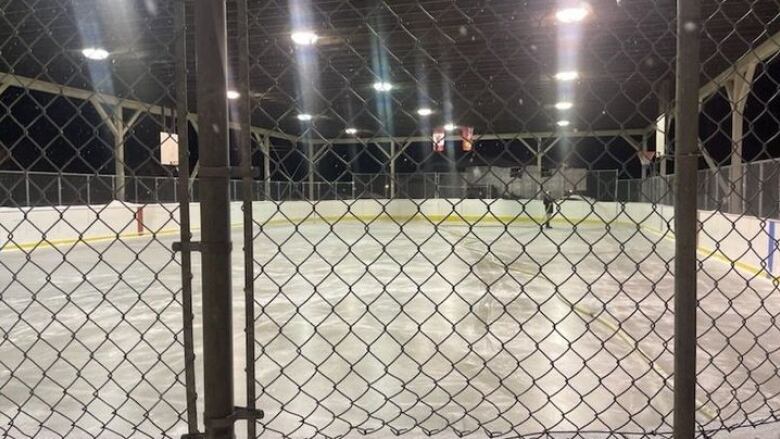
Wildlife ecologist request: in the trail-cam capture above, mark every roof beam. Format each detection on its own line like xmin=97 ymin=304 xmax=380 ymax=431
xmin=699 ymin=30 xmax=780 ymax=101
xmin=311 ymin=128 xmax=647 ymax=145
xmin=0 ymin=71 xmax=297 ymax=142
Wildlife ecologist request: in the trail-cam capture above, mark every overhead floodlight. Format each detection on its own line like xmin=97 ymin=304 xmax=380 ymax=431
xmin=555 ymin=101 xmax=574 ymax=110
xmin=555 ymin=5 xmax=589 ymax=23
xmin=557 ymin=120 xmax=571 ymax=127
xmin=297 ymin=113 xmax=313 ymax=121
xmin=82 ymin=47 xmax=109 ymax=60
xmin=373 ymin=81 xmax=393 ymax=92
xmin=554 ymin=71 xmax=579 ymax=81
xmin=443 ymin=123 xmax=457 ymax=132
xmin=345 ymin=128 xmax=358 ymax=135
xmin=291 ymin=30 xmax=319 ymax=46
xmin=226 ymin=90 xmax=240 ymax=100
xmin=417 ymin=108 xmax=433 ymax=117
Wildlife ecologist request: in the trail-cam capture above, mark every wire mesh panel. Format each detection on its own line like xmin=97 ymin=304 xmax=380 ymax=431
xmin=240 ymin=0 xmax=780 ymax=438
xmin=0 ymin=0 xmax=195 ymax=437
xmin=1 ymin=0 xmax=780 ymax=438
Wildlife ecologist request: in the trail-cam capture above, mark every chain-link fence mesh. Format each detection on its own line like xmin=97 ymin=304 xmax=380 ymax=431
xmin=1 ymin=0 xmax=779 ymax=438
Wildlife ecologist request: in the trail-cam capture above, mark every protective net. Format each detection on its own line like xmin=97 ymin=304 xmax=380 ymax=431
xmin=0 ymin=0 xmax=779 ymax=438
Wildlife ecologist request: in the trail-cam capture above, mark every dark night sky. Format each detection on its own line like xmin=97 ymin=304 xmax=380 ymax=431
xmin=0 ymin=57 xmax=778 ymax=181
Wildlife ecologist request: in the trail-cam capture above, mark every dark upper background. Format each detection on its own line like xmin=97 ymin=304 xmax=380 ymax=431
xmin=0 ymin=0 xmax=777 ymax=179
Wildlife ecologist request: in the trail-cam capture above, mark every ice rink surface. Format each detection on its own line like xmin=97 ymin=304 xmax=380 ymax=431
xmin=2 ymin=218 xmax=780 ymax=438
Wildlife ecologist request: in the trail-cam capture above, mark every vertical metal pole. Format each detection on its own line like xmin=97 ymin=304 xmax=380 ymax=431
xmin=674 ymin=0 xmax=700 ymax=437
xmin=25 ymin=173 xmax=30 ymax=206
xmin=174 ymin=0 xmax=198 ymax=433
xmin=237 ymin=0 xmax=257 ymax=434
xmin=114 ymin=107 xmax=126 ymax=202
xmin=389 ymin=141 xmax=396 ymax=199
xmin=263 ymin=135 xmax=271 ymax=201
xmin=57 ymin=174 xmax=62 ymax=205
xmin=641 ymin=134 xmax=649 ymax=180
xmin=195 ymin=0 xmax=234 ymax=436
xmin=86 ymin=175 xmax=91 ymax=205
xmin=537 ymin=138 xmax=543 ymax=196
xmin=307 ymin=140 xmax=315 ymax=201
xmin=759 ymin=163 xmax=764 ymax=217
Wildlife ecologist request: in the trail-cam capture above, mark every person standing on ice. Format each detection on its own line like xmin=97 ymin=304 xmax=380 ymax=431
xmin=542 ymin=191 xmax=554 ymax=229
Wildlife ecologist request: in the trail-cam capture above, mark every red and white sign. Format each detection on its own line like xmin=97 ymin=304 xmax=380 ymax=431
xmin=462 ymin=126 xmax=474 ymax=151
xmin=637 ymin=150 xmax=655 ymax=166
xmin=433 ymin=128 xmax=445 ymax=152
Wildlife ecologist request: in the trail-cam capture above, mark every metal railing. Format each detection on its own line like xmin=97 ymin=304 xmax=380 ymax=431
xmin=617 ymin=159 xmax=780 ymax=219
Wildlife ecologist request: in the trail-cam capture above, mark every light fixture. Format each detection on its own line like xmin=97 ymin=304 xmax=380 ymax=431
xmin=557 ymin=120 xmax=571 ymax=127
xmin=297 ymin=113 xmax=313 ymax=121
xmin=555 ymin=101 xmax=574 ymax=110
xmin=373 ymin=81 xmax=393 ymax=92
xmin=345 ymin=128 xmax=358 ymax=135
xmin=554 ymin=71 xmax=579 ymax=81
xmin=443 ymin=123 xmax=457 ymax=132
xmin=555 ymin=5 xmax=589 ymax=23
xmin=82 ymin=47 xmax=109 ymax=60
xmin=226 ymin=90 xmax=240 ymax=100
xmin=291 ymin=30 xmax=319 ymax=46
xmin=417 ymin=108 xmax=433 ymax=117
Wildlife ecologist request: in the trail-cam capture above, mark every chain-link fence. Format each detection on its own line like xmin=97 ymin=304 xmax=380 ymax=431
xmin=618 ymin=158 xmax=780 ymax=219
xmin=1 ymin=0 xmax=780 ymax=438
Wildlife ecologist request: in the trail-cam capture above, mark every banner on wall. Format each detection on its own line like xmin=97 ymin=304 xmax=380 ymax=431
xmin=462 ymin=126 xmax=474 ymax=151
xmin=433 ymin=128 xmax=445 ymax=152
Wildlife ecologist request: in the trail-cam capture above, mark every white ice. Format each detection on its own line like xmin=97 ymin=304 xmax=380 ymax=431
xmin=1 ymin=218 xmax=779 ymax=438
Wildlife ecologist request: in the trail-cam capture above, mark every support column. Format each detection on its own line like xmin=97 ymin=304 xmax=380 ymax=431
xmin=389 ymin=141 xmax=396 ymax=199
xmin=307 ymin=140 xmax=315 ymax=200
xmin=726 ymin=62 xmax=757 ymax=213
xmin=264 ymin=135 xmax=271 ymax=200
xmin=641 ymin=133 xmax=649 ymax=180
xmin=113 ymin=107 xmax=126 ymax=202
xmin=537 ymin=138 xmax=543 ymax=196
xmin=194 ymin=0 xmax=234 ymax=437
xmin=658 ymin=79 xmax=672 ymax=177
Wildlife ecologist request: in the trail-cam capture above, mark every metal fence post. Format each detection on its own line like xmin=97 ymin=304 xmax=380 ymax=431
xmin=57 ymin=174 xmax=62 ymax=205
xmin=86 ymin=175 xmax=91 ymax=205
xmin=194 ymin=0 xmax=235 ymax=437
xmin=25 ymin=173 xmax=30 ymax=206
xmin=174 ymin=0 xmax=198 ymax=433
xmin=237 ymin=0 xmax=258 ymax=434
xmin=674 ymin=0 xmax=701 ymax=436
xmin=759 ymin=162 xmax=764 ymax=217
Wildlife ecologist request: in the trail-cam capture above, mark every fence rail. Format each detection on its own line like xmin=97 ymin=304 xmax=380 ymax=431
xmin=0 ymin=170 xmax=616 ymax=206
xmin=617 ymin=159 xmax=780 ymax=219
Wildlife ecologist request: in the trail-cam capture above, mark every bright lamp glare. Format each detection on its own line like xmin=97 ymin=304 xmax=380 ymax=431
xmin=417 ymin=108 xmax=433 ymax=117
xmin=291 ymin=31 xmax=319 ymax=46
xmin=557 ymin=120 xmax=571 ymax=127
xmin=443 ymin=123 xmax=456 ymax=132
xmin=555 ymin=6 xmax=589 ymax=23
xmin=554 ymin=71 xmax=579 ymax=81
xmin=82 ymin=47 xmax=109 ymax=60
xmin=226 ymin=90 xmax=240 ymax=100
xmin=555 ymin=101 xmax=574 ymax=110
xmin=297 ymin=113 xmax=313 ymax=121
xmin=345 ymin=128 xmax=358 ymax=135
xmin=373 ymin=82 xmax=393 ymax=92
